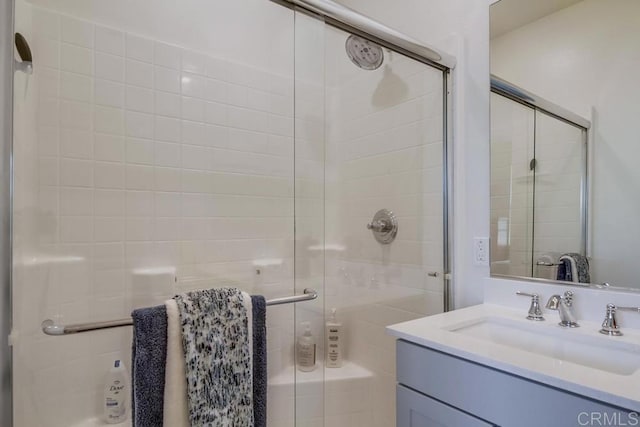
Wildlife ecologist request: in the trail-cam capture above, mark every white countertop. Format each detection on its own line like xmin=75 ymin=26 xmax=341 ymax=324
xmin=387 ymin=304 xmax=640 ymax=411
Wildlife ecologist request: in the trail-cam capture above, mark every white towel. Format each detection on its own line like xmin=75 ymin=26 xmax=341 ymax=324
xmin=163 ymin=299 xmax=190 ymax=427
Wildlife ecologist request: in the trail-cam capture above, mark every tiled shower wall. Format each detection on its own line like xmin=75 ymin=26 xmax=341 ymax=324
xmin=13 ymin=4 xmax=298 ymax=426
xmin=324 ymin=30 xmax=446 ymax=427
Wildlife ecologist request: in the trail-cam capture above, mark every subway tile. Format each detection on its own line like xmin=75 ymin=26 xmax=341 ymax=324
xmin=125 ymin=164 xmax=154 ymax=190
xmin=60 ymin=100 xmax=92 ymax=130
xmin=205 ymin=101 xmax=227 ymax=126
xmin=94 ymin=133 xmax=125 ymax=162
xmin=94 ymin=190 xmax=125 ymax=216
xmin=37 ymin=98 xmax=59 ymax=126
xmin=125 ymin=111 xmax=154 ymax=139
xmin=37 ymin=39 xmax=61 ymax=71
xmin=95 ymin=79 xmax=124 ymax=108
xmin=95 ymin=52 xmax=124 ymax=82
xmin=181 ymin=72 xmax=206 ymax=98
xmin=181 ymin=120 xmax=206 ymax=146
xmin=126 ymin=138 xmax=154 ymax=165
xmin=154 ymin=167 xmax=181 ymax=192
xmin=154 ymin=117 xmax=180 ymax=143
xmin=181 ymin=145 xmax=210 ymax=170
xmin=33 ymin=8 xmax=60 ymax=40
xmin=60 ymin=187 xmax=93 ymax=215
xmin=205 ymin=56 xmax=228 ymax=81
xmin=154 ymin=42 xmax=181 ymax=69
xmin=155 ymin=66 xmax=181 ymax=93
xmin=181 ymin=97 xmax=205 ymax=122
xmin=95 ymin=106 xmax=124 ymax=135
xmin=125 ymin=190 xmax=154 ymax=216
xmin=155 ymin=192 xmax=182 ymax=217
xmin=60 ymin=72 xmax=92 ymax=103
xmin=95 ymin=25 xmax=124 ymax=56
xmin=60 ymin=159 xmax=93 ymax=187
xmin=126 ymin=217 xmax=154 ymax=241
xmin=38 ymin=158 xmax=58 ymax=185
xmin=38 ymin=126 xmax=59 ymax=157
xmin=61 ymin=16 xmax=93 ymax=48
xmin=181 ymin=50 xmax=207 ymax=75
xmin=125 ymin=86 xmax=154 ymax=113
xmin=125 ymin=59 xmax=153 ymax=88
xmin=95 ymin=161 xmax=125 ymax=189
xmin=205 ymin=78 xmax=226 ymax=103
xmin=39 ymin=67 xmax=60 ymax=98
xmin=60 ymin=129 xmax=93 ymax=159
xmin=155 ymin=91 xmax=181 ymax=118
xmin=125 ymin=34 xmax=154 ymax=63
xmin=155 ymin=142 xmax=180 ymax=167
xmin=94 ymin=217 xmax=125 ymax=242
xmin=61 ymin=43 xmax=93 ymax=75
xmin=60 ymin=216 xmax=93 ymax=242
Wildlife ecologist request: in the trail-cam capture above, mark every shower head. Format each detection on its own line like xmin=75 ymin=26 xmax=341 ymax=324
xmin=345 ymin=35 xmax=383 ymax=71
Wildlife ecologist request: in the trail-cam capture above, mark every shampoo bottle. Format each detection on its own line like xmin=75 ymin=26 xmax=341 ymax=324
xmin=104 ymin=360 xmax=129 ymax=424
xmin=297 ymin=321 xmax=317 ymax=372
xmin=325 ymin=308 xmax=343 ymax=368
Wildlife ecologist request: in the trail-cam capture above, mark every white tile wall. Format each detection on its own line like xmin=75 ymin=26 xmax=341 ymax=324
xmin=13 ymin=6 xmax=297 ymax=427
xmin=321 ymin=27 xmax=446 ymax=427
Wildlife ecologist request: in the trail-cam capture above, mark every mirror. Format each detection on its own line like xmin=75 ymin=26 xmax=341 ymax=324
xmin=489 ymin=0 xmax=640 ymax=290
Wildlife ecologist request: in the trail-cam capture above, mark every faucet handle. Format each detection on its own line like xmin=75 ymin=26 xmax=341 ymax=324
xmin=516 ymin=291 xmax=545 ymax=321
xmin=600 ymin=304 xmax=640 ymax=336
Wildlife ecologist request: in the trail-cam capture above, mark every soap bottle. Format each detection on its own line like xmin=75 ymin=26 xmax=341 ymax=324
xmin=297 ymin=321 xmax=317 ymax=372
xmin=325 ymin=308 xmax=343 ymax=368
xmin=104 ymin=359 xmax=129 ymax=424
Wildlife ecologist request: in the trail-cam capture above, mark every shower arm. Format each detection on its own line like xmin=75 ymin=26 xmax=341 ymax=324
xmin=41 ymin=288 xmax=318 ymax=336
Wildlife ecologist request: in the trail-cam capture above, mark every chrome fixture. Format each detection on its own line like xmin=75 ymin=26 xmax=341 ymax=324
xmin=14 ymin=33 xmax=33 ymax=74
xmin=599 ymin=303 xmax=640 ymax=336
xmin=545 ymin=291 xmax=579 ymax=328
xmin=516 ymin=291 xmax=545 ymax=321
xmin=366 ymin=209 xmax=398 ymax=244
xmin=346 ymin=34 xmax=383 ymax=70
xmin=42 ymin=288 xmax=318 ymax=336
xmin=272 ymin=0 xmax=455 ymax=69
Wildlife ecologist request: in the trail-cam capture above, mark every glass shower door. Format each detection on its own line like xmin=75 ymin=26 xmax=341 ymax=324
xmin=11 ymin=0 xmax=300 ymax=425
xmin=292 ymin=15 xmax=449 ymax=426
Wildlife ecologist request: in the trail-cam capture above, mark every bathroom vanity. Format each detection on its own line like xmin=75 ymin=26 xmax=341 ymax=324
xmin=388 ymin=305 xmax=640 ymax=427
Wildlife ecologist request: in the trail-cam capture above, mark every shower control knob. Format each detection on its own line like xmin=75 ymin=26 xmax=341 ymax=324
xmin=367 ymin=219 xmax=391 ymax=232
xmin=366 ymin=209 xmax=398 ymax=244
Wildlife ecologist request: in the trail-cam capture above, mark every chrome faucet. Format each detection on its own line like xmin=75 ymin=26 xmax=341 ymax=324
xmin=599 ymin=304 xmax=640 ymax=336
xmin=545 ymin=291 xmax=579 ymax=328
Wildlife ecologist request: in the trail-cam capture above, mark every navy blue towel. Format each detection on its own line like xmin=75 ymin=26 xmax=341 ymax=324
xmin=252 ymin=295 xmax=267 ymax=427
xmin=132 ymin=305 xmax=168 ymax=427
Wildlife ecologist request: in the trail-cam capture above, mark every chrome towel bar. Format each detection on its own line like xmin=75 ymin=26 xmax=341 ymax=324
xmin=41 ymin=288 xmax=318 ymax=336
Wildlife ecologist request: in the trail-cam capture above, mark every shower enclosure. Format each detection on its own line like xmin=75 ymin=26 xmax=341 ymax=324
xmin=5 ymin=0 xmax=453 ymax=425
xmin=490 ymin=77 xmax=588 ymax=280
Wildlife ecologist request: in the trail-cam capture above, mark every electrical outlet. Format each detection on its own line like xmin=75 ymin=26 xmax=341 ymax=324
xmin=474 ymin=237 xmax=489 ymax=266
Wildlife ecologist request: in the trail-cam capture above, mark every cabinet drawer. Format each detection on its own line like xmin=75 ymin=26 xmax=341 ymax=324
xmin=397 ymin=384 xmax=494 ymax=427
xmin=397 ymin=340 xmax=635 ymax=427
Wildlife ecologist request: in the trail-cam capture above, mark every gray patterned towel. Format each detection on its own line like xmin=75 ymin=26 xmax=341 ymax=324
xmin=131 ymin=305 xmax=167 ymax=427
xmin=557 ymin=253 xmax=591 ymax=283
xmin=174 ymin=287 xmax=254 ymax=427
xmin=251 ymin=295 xmax=267 ymax=427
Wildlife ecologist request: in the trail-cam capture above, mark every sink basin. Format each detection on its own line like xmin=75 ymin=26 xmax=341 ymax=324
xmin=447 ymin=317 xmax=640 ymax=376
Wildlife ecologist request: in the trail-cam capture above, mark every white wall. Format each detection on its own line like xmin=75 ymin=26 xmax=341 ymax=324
xmin=491 ymin=0 xmax=640 ymax=288
xmin=338 ymin=0 xmax=492 ymax=307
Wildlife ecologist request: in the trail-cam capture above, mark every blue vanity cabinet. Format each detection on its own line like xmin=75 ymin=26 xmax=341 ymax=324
xmin=396 ymin=340 xmax=637 ymax=427
xmin=397 ymin=383 xmax=494 ymax=426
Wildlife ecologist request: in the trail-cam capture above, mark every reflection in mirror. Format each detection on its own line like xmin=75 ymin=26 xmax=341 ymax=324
xmin=490 ymin=0 xmax=640 ymax=289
